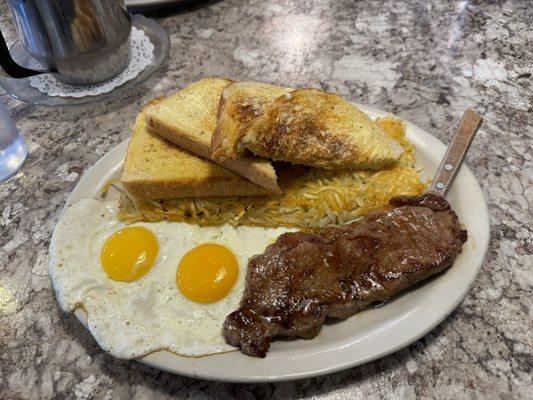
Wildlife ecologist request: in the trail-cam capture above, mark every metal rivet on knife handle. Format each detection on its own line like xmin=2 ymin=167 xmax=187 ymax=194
xmin=430 ymin=109 xmax=483 ymax=196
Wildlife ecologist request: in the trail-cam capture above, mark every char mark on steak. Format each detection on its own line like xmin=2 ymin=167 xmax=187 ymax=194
xmin=223 ymin=193 xmax=467 ymax=357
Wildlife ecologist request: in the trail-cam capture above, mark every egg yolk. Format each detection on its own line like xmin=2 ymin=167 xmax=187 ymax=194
xmin=177 ymin=243 xmax=238 ymax=303
xmin=101 ymin=226 xmax=158 ymax=282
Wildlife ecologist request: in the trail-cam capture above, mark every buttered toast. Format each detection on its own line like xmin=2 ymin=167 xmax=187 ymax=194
xmin=121 ymin=100 xmax=272 ymax=200
xmin=242 ymin=88 xmax=404 ymax=170
xmin=211 ymin=81 xmax=291 ymax=160
xmin=144 ymin=78 xmax=281 ymax=194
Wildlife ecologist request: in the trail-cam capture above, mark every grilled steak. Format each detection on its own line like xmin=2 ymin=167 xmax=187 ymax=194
xmin=224 ymin=193 xmax=467 ymax=357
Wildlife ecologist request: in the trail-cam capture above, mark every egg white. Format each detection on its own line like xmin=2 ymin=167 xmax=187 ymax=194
xmin=49 ymin=198 xmax=291 ymax=359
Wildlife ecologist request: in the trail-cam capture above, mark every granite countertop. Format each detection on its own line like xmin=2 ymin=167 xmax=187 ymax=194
xmin=0 ymin=0 xmax=531 ymax=398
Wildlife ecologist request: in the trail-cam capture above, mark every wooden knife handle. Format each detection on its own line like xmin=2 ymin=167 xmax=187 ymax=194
xmin=429 ymin=109 xmax=483 ymax=196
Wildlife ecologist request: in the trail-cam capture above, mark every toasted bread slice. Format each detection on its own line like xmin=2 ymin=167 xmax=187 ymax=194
xmin=242 ymin=88 xmax=404 ymax=170
xmin=121 ymin=99 xmax=273 ymax=200
xmin=211 ymin=81 xmax=291 ymax=160
xmin=144 ymin=77 xmax=281 ymax=194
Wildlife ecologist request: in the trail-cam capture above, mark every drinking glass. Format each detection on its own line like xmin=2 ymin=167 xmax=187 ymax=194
xmin=0 ymin=99 xmax=27 ymax=182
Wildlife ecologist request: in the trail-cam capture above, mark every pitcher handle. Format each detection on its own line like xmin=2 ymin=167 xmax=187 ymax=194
xmin=0 ymin=29 xmax=49 ymax=79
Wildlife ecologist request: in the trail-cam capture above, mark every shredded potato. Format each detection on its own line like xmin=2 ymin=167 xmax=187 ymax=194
xmin=118 ymin=116 xmax=426 ymax=229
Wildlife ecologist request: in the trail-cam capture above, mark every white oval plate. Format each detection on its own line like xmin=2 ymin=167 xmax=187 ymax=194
xmin=56 ymin=104 xmax=489 ymax=382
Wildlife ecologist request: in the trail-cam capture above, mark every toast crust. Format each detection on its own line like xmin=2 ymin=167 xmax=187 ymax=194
xmin=145 ymin=78 xmax=281 ymax=194
xmin=242 ymin=88 xmax=404 ymax=170
xmin=122 ymin=174 xmax=270 ymax=199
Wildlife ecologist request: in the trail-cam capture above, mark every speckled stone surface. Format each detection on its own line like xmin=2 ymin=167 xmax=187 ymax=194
xmin=1 ymin=0 xmax=531 ymax=399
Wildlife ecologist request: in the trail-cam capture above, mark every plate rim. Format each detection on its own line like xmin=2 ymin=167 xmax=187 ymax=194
xmin=52 ymin=104 xmax=490 ymax=383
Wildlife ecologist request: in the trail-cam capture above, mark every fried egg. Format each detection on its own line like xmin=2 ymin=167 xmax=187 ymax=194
xmin=49 ymin=198 xmax=290 ymax=359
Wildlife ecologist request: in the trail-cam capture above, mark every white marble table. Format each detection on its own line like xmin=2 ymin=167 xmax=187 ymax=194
xmin=0 ymin=0 xmax=531 ymax=398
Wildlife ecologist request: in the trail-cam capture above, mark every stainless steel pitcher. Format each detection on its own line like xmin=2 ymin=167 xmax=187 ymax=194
xmin=1 ymin=0 xmax=132 ymax=85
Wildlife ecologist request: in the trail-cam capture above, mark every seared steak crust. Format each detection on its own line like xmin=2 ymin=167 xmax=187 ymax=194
xmin=224 ymin=193 xmax=467 ymax=357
